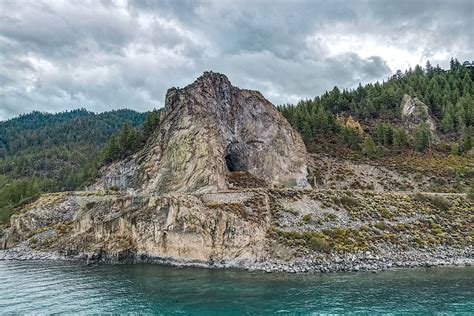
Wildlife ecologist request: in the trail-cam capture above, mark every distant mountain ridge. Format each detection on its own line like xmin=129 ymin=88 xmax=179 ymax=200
xmin=0 ymin=108 xmax=146 ymax=223
xmin=0 ymin=109 xmax=145 ymax=157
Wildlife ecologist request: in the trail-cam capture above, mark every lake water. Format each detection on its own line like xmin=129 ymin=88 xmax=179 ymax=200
xmin=1 ymin=261 xmax=472 ymax=314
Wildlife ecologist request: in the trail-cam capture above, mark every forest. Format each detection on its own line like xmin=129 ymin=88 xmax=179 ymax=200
xmin=279 ymin=58 xmax=473 ymax=155
xmin=0 ymin=109 xmax=146 ymax=223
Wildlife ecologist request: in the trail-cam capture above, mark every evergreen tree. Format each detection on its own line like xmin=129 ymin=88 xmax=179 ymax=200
xmin=374 ymin=122 xmax=393 ymax=146
xmin=441 ymin=112 xmax=454 ymax=132
xmin=362 ymin=135 xmax=378 ymax=158
xmin=142 ymin=109 xmax=161 ymax=139
xmin=414 ymin=123 xmax=432 ymax=152
xmin=425 ymin=60 xmax=433 ymax=74
xmin=341 ymin=126 xmax=361 ymax=149
xmin=103 ymin=136 xmax=120 ymax=162
xmin=392 ymin=128 xmax=408 ymax=152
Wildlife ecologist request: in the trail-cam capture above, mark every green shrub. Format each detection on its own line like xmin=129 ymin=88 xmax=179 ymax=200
xmin=374 ymin=222 xmax=387 ymax=230
xmin=414 ymin=192 xmax=450 ymax=210
xmin=450 ymin=143 xmax=459 ymax=155
xmin=308 ymin=236 xmax=331 ymax=252
xmin=85 ymin=201 xmax=96 ymax=210
xmin=302 ymin=214 xmax=312 ymax=223
xmin=468 ymin=182 xmax=474 ymax=201
xmin=430 ymin=196 xmax=450 ymax=210
xmin=336 ymin=195 xmax=360 ymax=208
xmin=399 ymin=183 xmax=407 ymax=191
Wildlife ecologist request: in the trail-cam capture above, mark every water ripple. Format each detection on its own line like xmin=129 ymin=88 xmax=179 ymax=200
xmin=1 ymin=261 xmax=473 ymax=314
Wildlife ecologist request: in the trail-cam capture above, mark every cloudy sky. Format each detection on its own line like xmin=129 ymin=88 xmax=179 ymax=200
xmin=0 ymin=0 xmax=473 ymax=120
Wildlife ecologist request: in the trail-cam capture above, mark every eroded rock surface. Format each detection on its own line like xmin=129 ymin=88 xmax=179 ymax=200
xmin=1 ymin=74 xmax=472 ymax=272
xmin=92 ymin=72 xmax=309 ymax=193
xmin=401 ymin=94 xmax=437 ymax=132
xmin=1 ymin=190 xmax=472 ymax=272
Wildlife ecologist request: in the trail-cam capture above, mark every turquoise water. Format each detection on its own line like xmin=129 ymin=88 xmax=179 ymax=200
xmin=1 ymin=261 xmax=472 ymax=314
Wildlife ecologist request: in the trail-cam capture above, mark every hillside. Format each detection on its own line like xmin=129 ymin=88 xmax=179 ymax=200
xmin=0 ymin=109 xmax=147 ymax=223
xmin=2 ymin=188 xmax=470 ymax=272
xmin=280 ymin=58 xmax=473 ymax=193
xmin=1 ymin=59 xmax=473 ymax=225
xmin=280 ymin=58 xmax=473 ymax=152
xmin=1 ymin=70 xmax=472 ymax=273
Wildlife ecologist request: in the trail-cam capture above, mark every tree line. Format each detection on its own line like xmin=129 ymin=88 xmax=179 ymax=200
xmin=279 ymin=58 xmax=474 ymax=156
xmin=0 ymin=109 xmax=147 ymax=224
xmin=101 ymin=109 xmax=162 ymax=163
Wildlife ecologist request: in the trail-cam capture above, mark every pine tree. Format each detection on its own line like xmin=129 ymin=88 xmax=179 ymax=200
xmin=362 ymin=135 xmax=378 ymax=158
xmin=142 ymin=110 xmax=161 ymax=139
xmin=119 ymin=123 xmax=132 ymax=151
xmin=425 ymin=60 xmax=433 ymax=74
xmin=414 ymin=123 xmax=432 ymax=152
xmin=441 ymin=112 xmax=454 ymax=132
xmin=103 ymin=136 xmax=120 ymax=162
xmin=392 ymin=128 xmax=408 ymax=152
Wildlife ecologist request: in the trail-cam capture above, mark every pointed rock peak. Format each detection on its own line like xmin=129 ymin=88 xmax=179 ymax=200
xmin=164 ymin=71 xmax=233 ymax=113
xmin=194 ymin=71 xmax=231 ymax=86
xmin=94 ymin=72 xmax=310 ymax=194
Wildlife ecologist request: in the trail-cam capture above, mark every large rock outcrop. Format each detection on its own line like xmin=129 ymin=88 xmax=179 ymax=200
xmin=94 ymin=72 xmax=309 ymax=193
xmin=3 ymin=74 xmax=471 ymax=272
xmin=401 ymin=94 xmax=437 ymax=132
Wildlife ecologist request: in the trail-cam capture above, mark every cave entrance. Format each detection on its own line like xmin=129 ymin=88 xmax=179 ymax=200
xmin=224 ymin=143 xmax=247 ymax=172
xmin=224 ymin=143 xmax=267 ymax=189
xmin=225 ymin=152 xmax=242 ymax=172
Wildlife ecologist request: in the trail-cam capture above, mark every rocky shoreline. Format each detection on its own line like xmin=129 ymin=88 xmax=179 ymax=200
xmin=1 ymin=189 xmax=472 ymax=274
xmin=1 ymin=243 xmax=472 ymax=273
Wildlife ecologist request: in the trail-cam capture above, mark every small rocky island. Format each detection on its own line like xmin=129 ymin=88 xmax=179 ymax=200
xmin=1 ymin=72 xmax=472 ymax=272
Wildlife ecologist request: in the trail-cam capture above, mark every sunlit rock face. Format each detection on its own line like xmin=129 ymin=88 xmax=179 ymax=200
xmin=94 ymin=71 xmax=310 ymax=193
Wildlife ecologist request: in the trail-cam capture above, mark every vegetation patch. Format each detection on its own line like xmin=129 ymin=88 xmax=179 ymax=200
xmin=413 ymin=192 xmax=451 ymax=210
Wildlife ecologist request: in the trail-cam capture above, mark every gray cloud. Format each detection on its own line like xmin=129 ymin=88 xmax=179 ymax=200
xmin=0 ymin=0 xmax=472 ymax=120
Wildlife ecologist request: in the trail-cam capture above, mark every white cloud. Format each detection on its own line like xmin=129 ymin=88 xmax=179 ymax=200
xmin=0 ymin=0 xmax=472 ymax=120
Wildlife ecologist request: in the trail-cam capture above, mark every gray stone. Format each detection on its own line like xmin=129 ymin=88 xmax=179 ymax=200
xmin=93 ymin=72 xmax=309 ymax=193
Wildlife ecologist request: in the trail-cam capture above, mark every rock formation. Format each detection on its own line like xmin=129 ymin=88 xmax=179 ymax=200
xmin=93 ymin=71 xmax=309 ymax=193
xmin=1 ymin=190 xmax=472 ymax=272
xmin=401 ymin=94 xmax=437 ymax=132
xmin=1 ymin=74 xmax=472 ymax=273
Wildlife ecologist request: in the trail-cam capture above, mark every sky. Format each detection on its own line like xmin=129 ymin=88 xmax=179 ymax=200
xmin=0 ymin=0 xmax=473 ymax=120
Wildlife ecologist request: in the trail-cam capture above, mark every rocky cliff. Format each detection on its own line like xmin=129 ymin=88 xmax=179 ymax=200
xmin=0 ymin=190 xmax=472 ymax=272
xmin=92 ymin=72 xmax=309 ymax=194
xmin=1 ymin=73 xmax=472 ymax=272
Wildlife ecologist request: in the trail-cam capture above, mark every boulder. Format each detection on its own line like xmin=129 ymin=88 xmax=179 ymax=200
xmin=401 ymin=94 xmax=436 ymax=132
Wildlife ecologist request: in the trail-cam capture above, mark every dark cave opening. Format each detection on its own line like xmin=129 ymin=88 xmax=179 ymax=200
xmin=224 ymin=143 xmax=248 ymax=172
xmin=225 ymin=153 xmax=241 ymax=172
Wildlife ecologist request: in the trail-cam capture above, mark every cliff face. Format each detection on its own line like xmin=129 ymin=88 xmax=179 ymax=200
xmin=93 ymin=72 xmax=309 ymax=194
xmin=0 ymin=191 xmax=272 ymax=265
xmin=1 ymin=190 xmax=472 ymax=271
